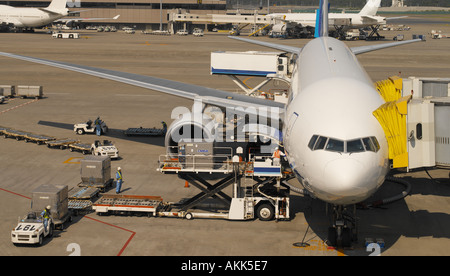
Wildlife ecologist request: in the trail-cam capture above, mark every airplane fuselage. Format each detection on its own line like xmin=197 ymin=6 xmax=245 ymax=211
xmin=271 ymin=13 xmax=386 ymax=30
xmin=0 ymin=5 xmax=67 ymax=27
xmin=283 ymin=37 xmax=390 ymax=205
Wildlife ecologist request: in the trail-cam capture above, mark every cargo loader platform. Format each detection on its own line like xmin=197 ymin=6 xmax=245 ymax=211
xmin=153 ymin=144 xmax=292 ymax=221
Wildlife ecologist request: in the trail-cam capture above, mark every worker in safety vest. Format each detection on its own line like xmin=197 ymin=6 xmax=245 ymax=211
xmin=40 ymin=205 xmax=51 ymax=231
xmin=94 ymin=117 xmax=101 ymax=136
xmin=116 ymin=167 xmax=123 ymax=194
xmin=272 ymin=147 xmax=285 ymax=166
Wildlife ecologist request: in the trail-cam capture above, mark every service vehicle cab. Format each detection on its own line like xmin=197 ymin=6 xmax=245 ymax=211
xmin=52 ymin=32 xmax=79 ymax=39
xmin=91 ymin=140 xmax=119 ymax=159
xmin=74 ymin=118 xmax=108 ymax=135
xmin=11 ymin=212 xmax=53 ymax=246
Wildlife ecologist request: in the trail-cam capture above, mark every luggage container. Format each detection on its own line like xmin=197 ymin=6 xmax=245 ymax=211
xmin=80 ymin=155 xmax=113 ymax=191
xmin=178 ymin=142 xmax=214 ymax=170
xmin=0 ymin=85 xmax=16 ymax=97
xmin=17 ymin=85 xmax=43 ymax=99
xmin=31 ymin=184 xmax=71 ymax=229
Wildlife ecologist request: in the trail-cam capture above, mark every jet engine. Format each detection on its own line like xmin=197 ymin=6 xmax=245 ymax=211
xmin=164 ymin=112 xmax=218 ymax=156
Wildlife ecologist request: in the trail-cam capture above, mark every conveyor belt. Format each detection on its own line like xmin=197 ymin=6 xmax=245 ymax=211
xmin=68 ymin=199 xmax=92 ymax=210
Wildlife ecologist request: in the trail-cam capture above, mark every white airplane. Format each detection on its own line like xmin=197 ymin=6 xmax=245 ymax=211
xmin=0 ymin=0 xmax=423 ymax=247
xmin=0 ymin=0 xmax=120 ymax=31
xmin=269 ymin=0 xmax=389 ymax=38
xmin=0 ymin=0 xmax=68 ymax=29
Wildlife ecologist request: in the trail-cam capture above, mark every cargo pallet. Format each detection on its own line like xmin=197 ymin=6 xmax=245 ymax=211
xmin=68 ymin=186 xmax=100 ymax=215
xmin=124 ymin=127 xmax=165 ymax=136
xmin=94 ymin=194 xmax=165 ymax=217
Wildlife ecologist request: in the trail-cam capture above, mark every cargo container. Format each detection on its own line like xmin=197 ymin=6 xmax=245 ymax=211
xmin=80 ymin=155 xmax=113 ymax=191
xmin=0 ymin=85 xmax=16 ymax=97
xmin=17 ymin=85 xmax=43 ymax=99
xmin=31 ymin=184 xmax=70 ymax=228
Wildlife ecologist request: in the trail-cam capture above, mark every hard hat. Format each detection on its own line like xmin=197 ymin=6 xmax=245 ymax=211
xmin=46 ymin=205 xmax=51 ymax=210
xmin=117 ymin=167 xmax=121 ymax=171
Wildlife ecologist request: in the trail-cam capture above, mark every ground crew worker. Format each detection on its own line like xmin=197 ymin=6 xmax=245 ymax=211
xmin=41 ymin=205 xmax=51 ymax=231
xmin=116 ymin=167 xmax=123 ymax=194
xmin=94 ymin=117 xmax=101 ymax=136
xmin=272 ymin=147 xmax=285 ymax=166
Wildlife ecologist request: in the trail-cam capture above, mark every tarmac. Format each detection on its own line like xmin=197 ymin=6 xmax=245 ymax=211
xmin=0 ymin=15 xmax=450 ymax=258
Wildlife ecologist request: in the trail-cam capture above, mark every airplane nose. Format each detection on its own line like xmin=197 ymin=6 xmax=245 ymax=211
xmin=323 ymin=158 xmax=373 ymax=203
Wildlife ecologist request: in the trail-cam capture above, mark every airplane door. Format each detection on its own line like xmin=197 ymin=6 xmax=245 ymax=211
xmin=284 ymin=112 xmax=298 ymax=141
xmin=407 ymin=101 xmax=435 ymax=170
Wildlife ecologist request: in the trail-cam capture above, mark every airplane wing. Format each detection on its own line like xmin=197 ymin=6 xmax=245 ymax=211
xmin=0 ymin=51 xmax=284 ymax=118
xmin=351 ymin=38 xmax=423 ymax=55
xmin=228 ymin=36 xmax=423 ymax=57
xmin=227 ymin=36 xmax=301 ymax=55
xmin=57 ymin=15 xmax=120 ymax=23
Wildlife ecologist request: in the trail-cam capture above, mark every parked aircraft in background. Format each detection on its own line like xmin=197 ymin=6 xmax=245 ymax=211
xmin=268 ymin=0 xmax=397 ymax=39
xmin=0 ymin=0 xmax=68 ymax=30
xmin=0 ymin=0 xmax=119 ymax=31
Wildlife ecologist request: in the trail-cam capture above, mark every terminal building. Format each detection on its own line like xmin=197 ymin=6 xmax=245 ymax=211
xmin=0 ymin=0 xmax=229 ymax=30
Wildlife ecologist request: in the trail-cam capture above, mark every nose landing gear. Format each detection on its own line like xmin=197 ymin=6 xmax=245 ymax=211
xmin=327 ymin=205 xmax=357 ymax=248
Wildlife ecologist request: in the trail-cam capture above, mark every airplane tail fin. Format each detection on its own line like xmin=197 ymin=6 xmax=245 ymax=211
xmin=47 ymin=0 xmax=68 ymax=12
xmin=314 ymin=0 xmax=329 ymax=38
xmin=358 ymin=0 xmax=381 ymax=16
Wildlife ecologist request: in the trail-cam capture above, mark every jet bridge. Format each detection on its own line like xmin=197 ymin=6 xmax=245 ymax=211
xmin=210 ymin=51 xmax=292 ymax=103
xmin=373 ymin=76 xmax=450 ymax=170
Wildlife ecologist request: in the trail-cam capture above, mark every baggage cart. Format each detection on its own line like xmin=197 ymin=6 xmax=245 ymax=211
xmin=46 ymin=138 xmax=79 ymax=149
xmin=3 ymin=129 xmax=31 ymax=140
xmin=24 ymin=133 xmax=56 ymax=145
xmin=69 ymin=142 xmax=92 ymax=154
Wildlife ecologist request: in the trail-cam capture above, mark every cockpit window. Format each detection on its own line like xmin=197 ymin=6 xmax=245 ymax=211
xmin=370 ymin=137 xmax=380 ymax=151
xmin=308 ymin=135 xmax=319 ymax=150
xmin=325 ymin=139 xmax=344 ymax=152
xmin=314 ymin=136 xmax=328 ymax=150
xmin=362 ymin=137 xmax=376 ymax=152
xmin=347 ymin=139 xmax=365 ymax=153
xmin=308 ymin=135 xmax=380 ymax=153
